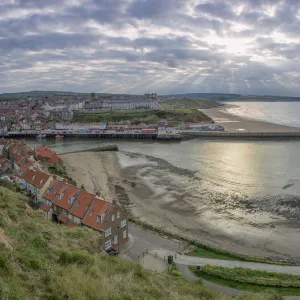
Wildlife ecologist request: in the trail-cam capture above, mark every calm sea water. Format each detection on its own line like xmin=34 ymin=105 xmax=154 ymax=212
xmin=226 ymin=101 xmax=300 ymax=127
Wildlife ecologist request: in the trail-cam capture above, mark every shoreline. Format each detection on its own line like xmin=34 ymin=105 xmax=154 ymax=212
xmin=201 ymin=105 xmax=300 ymax=133
xmin=61 ymin=150 xmax=300 ymax=263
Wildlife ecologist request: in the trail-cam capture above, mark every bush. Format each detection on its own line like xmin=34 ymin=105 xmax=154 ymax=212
xmin=58 ymin=251 xmax=94 ymax=266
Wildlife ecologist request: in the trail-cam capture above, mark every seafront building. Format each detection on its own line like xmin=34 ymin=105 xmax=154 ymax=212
xmin=0 ymin=139 xmax=129 ymax=251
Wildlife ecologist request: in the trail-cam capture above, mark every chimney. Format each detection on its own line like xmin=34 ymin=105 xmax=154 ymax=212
xmin=95 ymin=191 xmax=100 ymax=198
xmin=112 ymin=198 xmax=117 ymax=205
xmin=80 ymin=184 xmax=85 ymax=191
xmin=53 ymin=175 xmax=57 ymax=180
xmin=63 ymin=178 xmax=67 ymax=183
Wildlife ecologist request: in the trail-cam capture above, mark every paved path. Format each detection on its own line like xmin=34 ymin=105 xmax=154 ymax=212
xmin=121 ymin=223 xmax=185 ymax=261
xmin=151 ymin=249 xmax=300 ymax=275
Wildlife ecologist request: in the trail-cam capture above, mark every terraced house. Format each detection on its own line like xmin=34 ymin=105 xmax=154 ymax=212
xmin=17 ymin=166 xmax=53 ymax=203
xmin=39 ymin=180 xmax=129 ymax=251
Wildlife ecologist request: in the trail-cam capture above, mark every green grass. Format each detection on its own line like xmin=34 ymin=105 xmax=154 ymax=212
xmin=166 ymin=98 xmax=220 ymax=109
xmin=72 ymin=109 xmax=212 ymax=124
xmin=191 ymin=266 xmax=300 ymax=296
xmin=0 ymin=186 xmax=282 ymax=299
xmin=48 ymin=165 xmax=77 ymax=186
xmin=188 ymin=241 xmax=293 ymax=266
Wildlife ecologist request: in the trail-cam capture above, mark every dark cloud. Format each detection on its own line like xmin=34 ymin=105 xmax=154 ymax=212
xmin=1 ymin=0 xmax=300 ymax=95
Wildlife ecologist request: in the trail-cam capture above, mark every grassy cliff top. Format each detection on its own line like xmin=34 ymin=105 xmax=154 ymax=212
xmin=0 ymin=187 xmax=281 ymax=300
xmin=72 ymin=109 xmax=212 ymax=124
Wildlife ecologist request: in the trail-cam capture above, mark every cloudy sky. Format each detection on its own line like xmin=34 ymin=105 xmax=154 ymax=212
xmin=1 ymin=0 xmax=300 ymax=95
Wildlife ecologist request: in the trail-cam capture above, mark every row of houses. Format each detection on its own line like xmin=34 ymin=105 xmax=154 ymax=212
xmin=17 ymin=166 xmax=128 ymax=250
xmin=0 ymin=139 xmax=128 ymax=251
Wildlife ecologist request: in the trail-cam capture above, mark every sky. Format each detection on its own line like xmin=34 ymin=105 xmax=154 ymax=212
xmin=1 ymin=0 xmax=300 ymax=96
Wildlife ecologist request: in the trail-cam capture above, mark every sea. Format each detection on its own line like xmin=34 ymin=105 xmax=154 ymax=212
xmin=226 ymin=101 xmax=300 ymax=128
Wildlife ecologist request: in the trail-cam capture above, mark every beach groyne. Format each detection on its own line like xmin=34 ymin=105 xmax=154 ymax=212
xmin=61 ymin=144 xmax=118 ymax=155
xmin=183 ymin=131 xmax=300 ymax=140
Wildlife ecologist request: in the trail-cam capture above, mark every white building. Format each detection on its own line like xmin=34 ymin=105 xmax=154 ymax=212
xmin=55 ymin=122 xmax=106 ymax=131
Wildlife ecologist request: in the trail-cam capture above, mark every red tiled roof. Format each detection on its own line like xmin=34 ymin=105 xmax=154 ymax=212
xmin=69 ymin=190 xmax=95 ymax=219
xmin=57 ymin=215 xmax=69 ymax=223
xmin=52 ymin=183 xmax=80 ymax=210
xmin=39 ymin=204 xmax=51 ymax=212
xmin=36 ymin=150 xmax=56 ymax=159
xmin=18 ymin=166 xmax=30 ymax=179
xmin=23 ymin=168 xmax=51 ymax=189
xmin=36 ymin=145 xmax=49 ymax=152
xmin=0 ymin=159 xmax=5 ymax=165
xmin=48 ymin=154 xmax=62 ymax=165
xmin=43 ymin=179 xmax=65 ymax=202
xmin=82 ymin=198 xmax=112 ymax=231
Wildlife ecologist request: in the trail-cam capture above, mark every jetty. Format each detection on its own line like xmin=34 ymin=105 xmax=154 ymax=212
xmin=61 ymin=144 xmax=118 ymax=154
xmin=183 ymin=131 xmax=300 ymax=140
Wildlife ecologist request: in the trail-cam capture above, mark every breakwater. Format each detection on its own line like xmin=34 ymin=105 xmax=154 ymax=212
xmin=183 ymin=131 xmax=300 ymax=140
xmin=61 ymin=144 xmax=119 ymax=154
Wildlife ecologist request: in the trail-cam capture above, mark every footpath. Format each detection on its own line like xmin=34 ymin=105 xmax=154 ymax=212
xmin=150 ymin=249 xmax=300 ymax=275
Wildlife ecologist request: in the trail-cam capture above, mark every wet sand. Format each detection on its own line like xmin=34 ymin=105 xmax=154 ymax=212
xmin=62 ymin=151 xmax=300 ymax=263
xmin=201 ymin=106 xmax=300 ymax=133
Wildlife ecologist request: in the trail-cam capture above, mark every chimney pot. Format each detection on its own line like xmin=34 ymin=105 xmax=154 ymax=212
xmin=81 ymin=184 xmax=85 ymax=191
xmin=112 ymin=199 xmax=117 ymax=205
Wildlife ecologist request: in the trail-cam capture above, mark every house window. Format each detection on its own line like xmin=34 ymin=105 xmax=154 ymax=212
xmin=117 ymin=211 xmax=120 ymax=219
xmin=112 ymin=214 xmax=115 ymax=222
xmin=96 ymin=215 xmax=101 ymax=223
xmin=104 ymin=239 xmax=111 ymax=250
xmin=123 ymin=230 xmax=127 ymax=239
xmin=114 ymin=235 xmax=118 ymax=245
xmin=120 ymin=220 xmax=126 ymax=228
xmin=105 ymin=228 xmax=111 ymax=237
xmin=68 ymin=198 xmax=72 ymax=204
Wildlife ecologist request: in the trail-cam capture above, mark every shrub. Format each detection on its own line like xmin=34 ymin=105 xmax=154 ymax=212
xmin=58 ymin=251 xmax=94 ymax=266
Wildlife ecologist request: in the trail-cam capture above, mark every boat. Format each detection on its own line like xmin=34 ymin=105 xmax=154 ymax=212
xmin=55 ymin=135 xmax=64 ymax=140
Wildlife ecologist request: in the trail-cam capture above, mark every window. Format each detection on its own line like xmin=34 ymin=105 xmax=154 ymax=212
xmin=112 ymin=214 xmax=115 ymax=222
xmin=117 ymin=211 xmax=120 ymax=219
xmin=123 ymin=230 xmax=127 ymax=239
xmin=105 ymin=228 xmax=111 ymax=237
xmin=96 ymin=215 xmax=101 ymax=223
xmin=114 ymin=235 xmax=118 ymax=245
xmin=104 ymin=239 xmax=111 ymax=250
xmin=68 ymin=198 xmax=72 ymax=204
xmin=120 ymin=220 xmax=126 ymax=228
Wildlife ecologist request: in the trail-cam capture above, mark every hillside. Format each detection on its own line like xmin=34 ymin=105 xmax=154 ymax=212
xmin=72 ymin=109 xmax=213 ymax=124
xmin=0 ymin=187 xmax=281 ymax=299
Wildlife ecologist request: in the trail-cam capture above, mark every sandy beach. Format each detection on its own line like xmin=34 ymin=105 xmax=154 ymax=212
xmin=61 ymin=149 xmax=300 ymax=263
xmin=201 ymin=105 xmax=300 ymax=133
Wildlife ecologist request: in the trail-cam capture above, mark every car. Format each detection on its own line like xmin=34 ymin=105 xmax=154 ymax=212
xmin=105 ymin=248 xmax=119 ymax=256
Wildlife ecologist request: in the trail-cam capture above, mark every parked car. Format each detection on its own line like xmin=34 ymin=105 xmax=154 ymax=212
xmin=105 ymin=248 xmax=119 ymax=256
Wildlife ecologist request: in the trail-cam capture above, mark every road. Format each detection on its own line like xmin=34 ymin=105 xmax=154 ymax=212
xmin=122 ymin=223 xmax=185 ymax=261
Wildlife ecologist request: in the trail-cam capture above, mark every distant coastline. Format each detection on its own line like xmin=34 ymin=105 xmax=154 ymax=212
xmin=202 ymin=104 xmax=300 ymax=133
